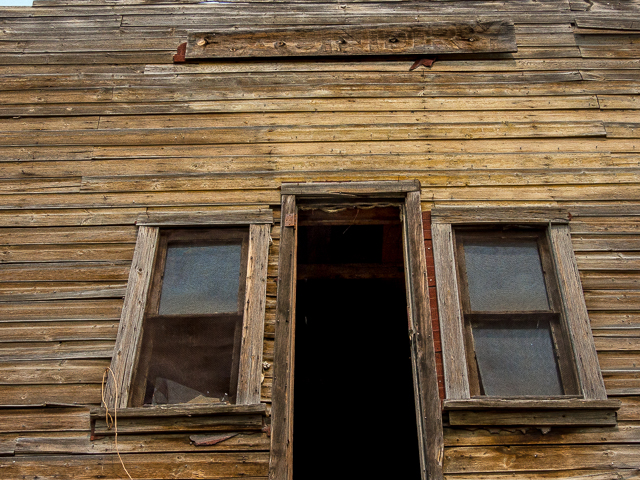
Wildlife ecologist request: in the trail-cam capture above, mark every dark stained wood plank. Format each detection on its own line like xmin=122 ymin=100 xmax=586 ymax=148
xmin=186 ymin=21 xmax=517 ymax=59
xmin=448 ymin=409 xmax=618 ymax=427
xmin=92 ymin=414 xmax=265 ymax=435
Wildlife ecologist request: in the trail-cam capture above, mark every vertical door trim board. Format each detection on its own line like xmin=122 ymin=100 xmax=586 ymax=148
xmin=269 ymin=181 xmax=444 ymax=480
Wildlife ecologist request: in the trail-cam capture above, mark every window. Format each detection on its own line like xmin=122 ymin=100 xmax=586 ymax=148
xmin=103 ymin=210 xmax=272 ymax=410
xmin=431 ymin=208 xmax=620 ymax=426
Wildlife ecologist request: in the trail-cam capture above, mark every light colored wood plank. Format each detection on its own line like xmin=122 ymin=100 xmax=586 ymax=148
xmin=0 ymin=452 xmax=268 ymax=479
xmin=281 ymin=179 xmax=419 ymax=196
xmin=0 ymin=359 xmax=109 ymax=384
xmin=104 ymin=226 xmax=158 ymax=409
xmin=236 ymin=224 xmax=270 ymax=405
xmin=432 ymin=207 xmax=569 ymax=224
xmin=444 ymin=444 xmax=640 ymax=473
xmin=15 ymin=431 xmax=269 ymax=454
xmin=404 ymin=191 xmax=444 ymax=480
xmin=136 ymin=209 xmax=273 ymax=226
xmin=0 ymin=407 xmax=89 ymax=433
xmin=550 ymin=225 xmax=608 ymax=400
xmin=431 ymin=222 xmax=469 ymax=400
xmin=0 ymin=299 xmax=122 ymax=322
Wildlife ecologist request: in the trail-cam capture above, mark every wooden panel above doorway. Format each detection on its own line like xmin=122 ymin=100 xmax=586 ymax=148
xmin=185 ymin=21 xmax=517 ymax=59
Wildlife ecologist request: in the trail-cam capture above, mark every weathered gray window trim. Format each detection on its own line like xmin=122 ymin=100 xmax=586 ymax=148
xmin=103 ymin=209 xmax=273 ymax=410
xmin=270 ymin=181 xmax=444 ymax=480
xmin=431 ymin=207 xmax=620 ymax=426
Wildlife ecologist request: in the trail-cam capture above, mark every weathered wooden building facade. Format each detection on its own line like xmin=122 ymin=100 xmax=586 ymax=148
xmin=0 ymin=0 xmax=639 ymax=478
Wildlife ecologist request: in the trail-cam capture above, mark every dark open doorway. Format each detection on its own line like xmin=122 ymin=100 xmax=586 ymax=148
xmin=293 ymin=206 xmax=421 ymax=479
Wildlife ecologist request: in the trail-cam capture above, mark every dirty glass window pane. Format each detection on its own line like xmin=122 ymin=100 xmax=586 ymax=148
xmin=463 ymin=239 xmax=549 ymax=312
xmin=159 ymin=244 xmax=242 ymax=315
xmin=472 ymin=317 xmax=563 ymax=396
xmin=138 ymin=315 xmax=242 ymax=405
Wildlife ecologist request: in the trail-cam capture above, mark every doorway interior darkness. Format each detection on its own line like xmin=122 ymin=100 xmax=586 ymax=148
xmin=292 ymin=206 xmax=421 ymax=479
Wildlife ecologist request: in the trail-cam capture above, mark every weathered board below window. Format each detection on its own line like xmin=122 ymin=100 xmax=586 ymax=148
xmin=186 ymin=21 xmax=517 ymax=59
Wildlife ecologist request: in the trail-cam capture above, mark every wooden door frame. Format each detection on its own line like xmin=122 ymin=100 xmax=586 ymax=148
xmin=269 ymin=181 xmax=444 ymax=480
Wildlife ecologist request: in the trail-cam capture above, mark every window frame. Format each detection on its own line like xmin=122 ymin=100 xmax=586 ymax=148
xmin=431 ymin=207 xmax=620 ymax=425
xmin=103 ymin=209 xmax=273 ymax=410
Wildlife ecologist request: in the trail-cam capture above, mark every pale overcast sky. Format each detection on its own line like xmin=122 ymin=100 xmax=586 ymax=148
xmin=0 ymin=0 xmax=33 ymax=5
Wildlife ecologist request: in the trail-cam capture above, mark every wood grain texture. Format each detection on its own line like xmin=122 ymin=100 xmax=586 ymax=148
xmin=448 ymin=409 xmax=618 ymax=426
xmin=431 ymin=222 xmax=470 ymax=400
xmin=549 ymin=224 xmax=608 ymax=400
xmin=404 ymin=191 xmax=444 ymax=480
xmin=103 ymin=226 xmax=159 ymax=409
xmin=236 ymin=223 xmax=271 ymax=404
xmin=136 ymin=209 xmax=273 ymax=226
xmin=269 ymin=195 xmax=296 ymax=480
xmin=186 ymin=21 xmax=517 ymax=59
xmin=281 ymin=179 xmax=420 ymax=196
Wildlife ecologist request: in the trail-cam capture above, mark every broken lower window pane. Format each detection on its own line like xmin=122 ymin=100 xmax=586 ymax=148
xmin=135 ymin=315 xmax=242 ymax=405
xmin=159 ymin=243 xmax=242 ymax=315
xmin=462 ymin=238 xmax=550 ymax=312
xmin=471 ymin=316 xmax=564 ymax=396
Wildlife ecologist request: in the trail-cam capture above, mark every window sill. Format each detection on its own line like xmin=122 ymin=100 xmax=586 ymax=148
xmin=443 ymin=398 xmax=621 ymax=427
xmin=90 ymin=403 xmax=268 ymax=437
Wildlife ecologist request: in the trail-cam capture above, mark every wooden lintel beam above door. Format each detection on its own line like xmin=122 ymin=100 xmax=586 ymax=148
xmin=185 ymin=20 xmax=517 ymax=59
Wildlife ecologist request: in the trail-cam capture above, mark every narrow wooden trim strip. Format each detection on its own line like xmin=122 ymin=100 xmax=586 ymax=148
xmin=431 ymin=207 xmax=570 ymax=224
xmin=269 ymin=195 xmax=297 ymax=480
xmin=444 ymin=398 xmax=621 ymax=410
xmin=90 ymin=403 xmax=267 ymax=419
xmin=549 ymin=224 xmax=608 ymax=400
xmin=431 ymin=223 xmax=470 ymax=400
xmin=104 ymin=226 xmax=159 ymax=409
xmin=236 ymin=224 xmax=271 ymax=405
xmin=136 ymin=209 xmax=273 ymax=226
xmin=404 ymin=192 xmax=444 ymax=480
xmin=281 ymin=180 xmax=420 ymax=196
